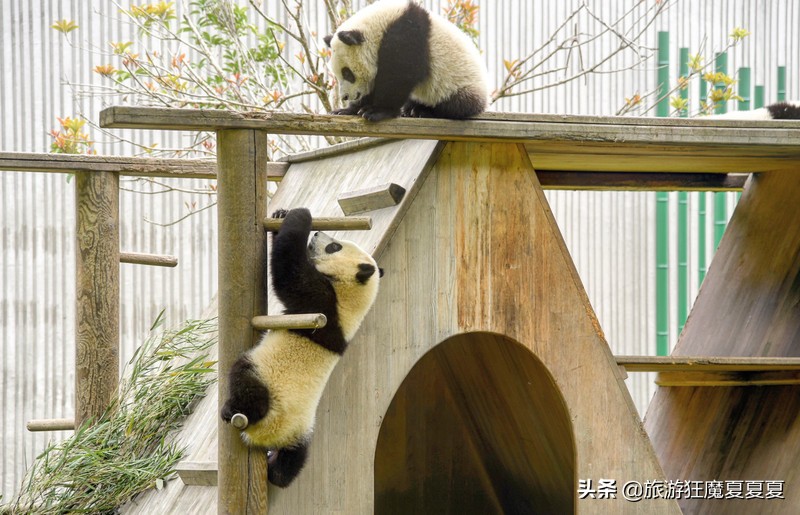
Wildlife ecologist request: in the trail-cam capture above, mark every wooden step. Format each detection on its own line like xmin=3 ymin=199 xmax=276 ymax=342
xmin=616 ymin=356 xmax=800 ymax=386
xmin=26 ymin=418 xmax=75 ymax=432
xmin=120 ymin=251 xmax=178 ymax=267
xmin=176 ymin=461 xmax=217 ymax=487
xmin=262 ymin=216 xmax=372 ymax=231
xmin=251 ymin=313 xmax=327 ymax=331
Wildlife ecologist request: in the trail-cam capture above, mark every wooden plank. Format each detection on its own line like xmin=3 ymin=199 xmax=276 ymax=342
xmin=645 ymin=168 xmax=800 ymax=513
xmin=280 ymin=137 xmax=391 ymax=163
xmin=120 ymin=252 xmax=178 ymax=267
xmin=655 ymin=370 xmax=800 ymax=386
xmin=216 ymin=130 xmax=268 ymax=514
xmin=536 ymin=171 xmax=748 ymax=191
xmin=100 ymin=106 xmax=800 ymax=130
xmin=75 ymin=171 xmax=119 ymax=427
xmin=262 ymin=216 xmax=372 ymax=231
xmin=616 ymin=355 xmax=800 ymax=372
xmin=251 ymin=314 xmax=327 ymax=331
xmin=26 ymin=418 xmax=75 ymax=432
xmin=0 ymin=152 xmax=286 ymax=181
xmin=337 ymin=183 xmax=406 ymax=215
xmin=176 ymin=461 xmax=218 ymax=487
xmin=99 ymin=107 xmax=800 ymax=148
xmin=178 ymin=462 xmax=218 ymax=487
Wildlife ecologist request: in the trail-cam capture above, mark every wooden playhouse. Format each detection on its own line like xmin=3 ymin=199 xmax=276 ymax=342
xmin=94 ymin=110 xmax=800 ymax=514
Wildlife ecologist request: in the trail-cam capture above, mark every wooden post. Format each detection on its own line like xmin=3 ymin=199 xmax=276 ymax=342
xmin=217 ymin=130 xmax=269 ymax=514
xmin=75 ymin=171 xmax=120 ymax=427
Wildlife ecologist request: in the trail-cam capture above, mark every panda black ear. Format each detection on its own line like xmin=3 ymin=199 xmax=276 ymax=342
xmin=356 ymin=263 xmax=376 ymax=284
xmin=379 ymin=268 xmax=385 ymax=277
xmin=337 ymin=30 xmax=365 ymax=46
xmin=323 ymin=34 xmax=333 ymax=48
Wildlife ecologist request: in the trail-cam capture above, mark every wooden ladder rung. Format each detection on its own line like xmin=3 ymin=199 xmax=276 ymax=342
xmin=176 ymin=461 xmax=217 ymax=486
xmin=251 ymin=313 xmax=327 ymax=331
xmin=27 ymin=418 xmax=75 ymax=432
xmin=120 ymin=251 xmax=178 ymax=267
xmin=616 ymin=356 xmax=800 ymax=386
xmin=337 ymin=183 xmax=406 ymax=215
xmin=262 ymin=216 xmax=372 ymax=231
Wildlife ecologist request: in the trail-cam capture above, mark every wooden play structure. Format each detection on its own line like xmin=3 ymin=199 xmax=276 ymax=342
xmin=5 ymin=111 xmax=799 ymax=513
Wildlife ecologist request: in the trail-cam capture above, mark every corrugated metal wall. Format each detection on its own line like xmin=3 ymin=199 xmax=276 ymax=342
xmin=1 ymin=0 xmax=797 ymax=500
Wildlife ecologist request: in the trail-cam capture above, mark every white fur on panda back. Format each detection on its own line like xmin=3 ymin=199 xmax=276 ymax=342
xmin=704 ymin=108 xmax=775 ymax=120
xmin=414 ymin=11 xmax=488 ymax=106
xmin=242 ymin=330 xmax=339 ymax=449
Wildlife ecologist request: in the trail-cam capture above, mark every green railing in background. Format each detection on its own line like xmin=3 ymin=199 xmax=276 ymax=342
xmin=652 ymin=34 xmax=790 ymax=355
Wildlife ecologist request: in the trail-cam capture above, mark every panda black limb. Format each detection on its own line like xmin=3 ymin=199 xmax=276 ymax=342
xmin=221 ymin=207 xmax=382 ymax=487
xmin=325 ymin=0 xmax=489 ymax=121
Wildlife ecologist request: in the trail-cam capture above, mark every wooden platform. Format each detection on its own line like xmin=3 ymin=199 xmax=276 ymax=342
xmin=101 ymin=108 xmax=800 ymax=174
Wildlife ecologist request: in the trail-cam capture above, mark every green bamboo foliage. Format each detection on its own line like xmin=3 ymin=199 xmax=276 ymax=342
xmin=9 ymin=314 xmax=217 ymax=514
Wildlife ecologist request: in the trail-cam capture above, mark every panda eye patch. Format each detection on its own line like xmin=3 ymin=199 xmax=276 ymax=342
xmin=325 ymin=242 xmax=343 ymax=254
xmin=341 ymin=67 xmax=356 ymax=83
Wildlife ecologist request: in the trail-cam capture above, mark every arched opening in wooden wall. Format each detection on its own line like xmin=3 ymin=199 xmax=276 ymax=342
xmin=375 ymin=332 xmax=575 ymax=514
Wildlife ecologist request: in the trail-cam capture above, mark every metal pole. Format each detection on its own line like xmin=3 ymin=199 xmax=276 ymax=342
xmin=754 ymin=85 xmax=766 ymax=109
xmin=777 ymin=66 xmax=787 ymax=102
xmin=656 ymin=31 xmax=670 ymax=355
xmin=677 ymin=48 xmax=689 ymax=335
xmin=713 ymin=52 xmax=728 ymax=249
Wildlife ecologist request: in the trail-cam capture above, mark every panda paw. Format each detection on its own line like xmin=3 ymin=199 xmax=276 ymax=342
xmin=358 ymin=106 xmax=399 ymax=122
xmin=331 ymin=105 xmax=360 ymax=116
xmin=401 ymin=102 xmax=435 ymax=118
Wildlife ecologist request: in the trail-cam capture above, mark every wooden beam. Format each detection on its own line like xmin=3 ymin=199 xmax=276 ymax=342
xmin=617 ymin=356 xmax=800 ymax=386
xmin=217 ymin=130 xmax=268 ymax=513
xmin=338 ymin=183 xmax=407 ymax=214
xmin=26 ymin=418 xmax=75 ymax=432
xmin=75 ymin=171 xmax=119 ymax=427
xmin=176 ymin=461 xmax=218 ymax=487
xmin=251 ymin=314 xmax=327 ymax=331
xmin=99 ymin=108 xmax=800 ymax=155
xmin=616 ymin=355 xmax=800 ymax=372
xmin=655 ymin=370 xmax=800 ymax=386
xmin=536 ymin=171 xmax=748 ymax=191
xmin=120 ymin=252 xmax=178 ymax=267
xmin=263 ymin=216 xmax=372 ymax=231
xmin=0 ymin=152 xmax=287 ymax=181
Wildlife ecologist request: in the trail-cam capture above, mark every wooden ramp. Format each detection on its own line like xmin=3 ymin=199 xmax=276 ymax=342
xmin=645 ymin=169 xmax=800 ymax=514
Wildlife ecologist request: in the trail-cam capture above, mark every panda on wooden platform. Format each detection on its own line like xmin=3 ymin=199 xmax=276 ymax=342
xmin=221 ymin=208 xmax=382 ymax=487
xmin=324 ymin=0 xmax=489 ymax=121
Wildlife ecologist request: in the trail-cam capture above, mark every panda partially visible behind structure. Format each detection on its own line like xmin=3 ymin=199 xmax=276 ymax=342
xmin=707 ymin=101 xmax=800 ymax=120
xmin=324 ymin=0 xmax=489 ymax=121
xmin=221 ymin=208 xmax=382 ymax=487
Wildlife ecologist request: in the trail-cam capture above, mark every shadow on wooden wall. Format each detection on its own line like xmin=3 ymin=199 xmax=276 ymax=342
xmin=375 ymin=331 xmax=575 ymax=514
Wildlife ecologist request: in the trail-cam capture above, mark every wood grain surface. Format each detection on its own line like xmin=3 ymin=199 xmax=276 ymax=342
xmin=646 ymin=168 xmax=800 ymax=514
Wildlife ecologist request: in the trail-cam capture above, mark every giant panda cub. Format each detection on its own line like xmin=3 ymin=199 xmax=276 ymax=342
xmin=324 ymin=0 xmax=489 ymax=121
xmin=221 ymin=208 xmax=382 ymax=487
